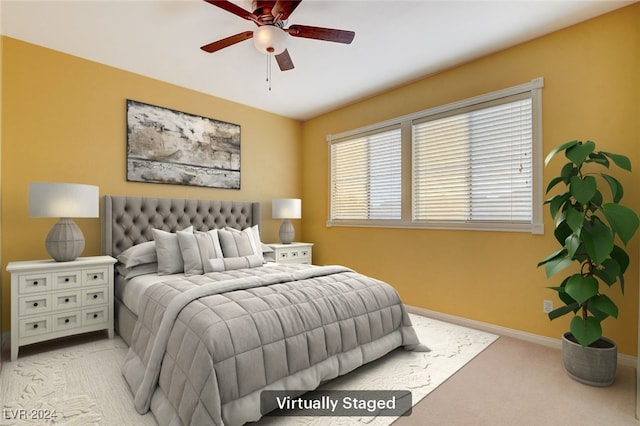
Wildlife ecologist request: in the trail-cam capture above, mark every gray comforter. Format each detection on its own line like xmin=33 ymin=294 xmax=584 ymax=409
xmin=122 ymin=263 xmax=426 ymax=425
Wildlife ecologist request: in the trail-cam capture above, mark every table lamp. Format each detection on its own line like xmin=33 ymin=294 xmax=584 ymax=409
xmin=272 ymin=198 xmax=301 ymax=244
xmin=29 ymin=182 xmax=99 ymax=261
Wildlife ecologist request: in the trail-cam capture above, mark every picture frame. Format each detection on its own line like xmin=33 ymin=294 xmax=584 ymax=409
xmin=126 ymin=100 xmax=241 ymax=189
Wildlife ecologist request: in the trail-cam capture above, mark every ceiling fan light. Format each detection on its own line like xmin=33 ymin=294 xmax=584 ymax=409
xmin=253 ymin=25 xmax=287 ymax=55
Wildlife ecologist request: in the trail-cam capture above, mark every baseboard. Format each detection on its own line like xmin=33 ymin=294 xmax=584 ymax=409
xmin=406 ymin=305 xmax=637 ymax=368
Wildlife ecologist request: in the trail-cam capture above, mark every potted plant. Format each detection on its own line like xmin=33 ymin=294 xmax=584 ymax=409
xmin=538 ymin=140 xmax=639 ymax=386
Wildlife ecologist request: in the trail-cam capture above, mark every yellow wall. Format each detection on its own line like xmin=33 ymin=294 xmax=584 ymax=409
xmin=2 ymin=5 xmax=639 ymax=356
xmin=302 ymin=4 xmax=640 ymax=355
xmin=0 ymin=37 xmax=303 ymax=331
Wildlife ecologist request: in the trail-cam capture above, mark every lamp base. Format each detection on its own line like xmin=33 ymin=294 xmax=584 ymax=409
xmin=45 ymin=218 xmax=85 ymax=262
xmin=279 ymin=219 xmax=295 ymax=244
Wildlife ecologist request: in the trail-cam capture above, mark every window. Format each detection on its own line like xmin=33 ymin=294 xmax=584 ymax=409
xmin=328 ymin=78 xmax=544 ymax=233
xmin=330 ymin=127 xmax=402 ymax=221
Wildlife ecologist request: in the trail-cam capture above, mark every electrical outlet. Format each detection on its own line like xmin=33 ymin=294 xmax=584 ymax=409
xmin=543 ymin=300 xmax=553 ymax=314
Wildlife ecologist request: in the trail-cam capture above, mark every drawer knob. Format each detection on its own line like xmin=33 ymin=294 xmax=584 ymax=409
xmin=33 ymin=324 xmax=38 ymax=329
xmin=65 ymin=298 xmax=70 ymax=303
xmin=33 ymin=302 xmax=38 ymax=307
xmin=93 ymin=275 xmax=98 ymax=280
xmin=65 ymin=278 xmax=70 ymax=282
xmin=33 ymin=281 xmax=38 ymax=286
xmin=93 ymin=294 xmax=98 ymax=299
xmin=93 ymin=313 xmax=98 ymax=319
xmin=65 ymin=318 xmax=70 ymax=324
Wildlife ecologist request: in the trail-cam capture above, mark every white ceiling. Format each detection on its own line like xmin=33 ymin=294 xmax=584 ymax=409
xmin=1 ymin=1 xmax=634 ymax=120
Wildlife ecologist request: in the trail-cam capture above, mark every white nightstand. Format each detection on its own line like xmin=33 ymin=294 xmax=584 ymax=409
xmin=265 ymin=242 xmax=313 ymax=265
xmin=7 ymin=255 xmax=116 ymax=361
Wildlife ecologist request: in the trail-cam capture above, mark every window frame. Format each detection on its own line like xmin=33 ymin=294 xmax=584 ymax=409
xmin=327 ymin=78 xmax=544 ymax=234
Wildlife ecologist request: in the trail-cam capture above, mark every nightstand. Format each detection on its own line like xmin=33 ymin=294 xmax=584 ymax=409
xmin=7 ymin=255 xmax=116 ymax=361
xmin=265 ymin=242 xmax=313 ymax=264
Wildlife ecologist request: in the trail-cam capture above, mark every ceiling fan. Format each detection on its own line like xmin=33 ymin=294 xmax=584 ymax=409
xmin=200 ymin=0 xmax=355 ymax=71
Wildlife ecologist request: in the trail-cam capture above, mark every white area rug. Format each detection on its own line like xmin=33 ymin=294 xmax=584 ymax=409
xmin=0 ymin=315 xmax=497 ymax=425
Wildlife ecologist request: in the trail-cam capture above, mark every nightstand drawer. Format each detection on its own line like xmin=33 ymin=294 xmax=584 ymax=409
xmin=83 ymin=268 xmax=109 ymax=286
xmin=19 ymin=316 xmax=51 ymax=338
xmin=52 ymin=291 xmax=81 ymax=311
xmin=82 ymin=306 xmax=108 ymax=327
xmin=53 ymin=312 xmax=80 ymax=331
xmin=266 ymin=243 xmax=314 ymax=265
xmin=83 ymin=288 xmax=107 ymax=306
xmin=52 ymin=270 xmax=82 ymax=290
xmin=18 ymin=294 xmax=52 ymax=316
xmin=18 ymin=273 xmax=51 ymax=294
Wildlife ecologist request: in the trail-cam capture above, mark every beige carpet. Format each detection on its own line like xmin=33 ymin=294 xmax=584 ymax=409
xmin=0 ymin=314 xmax=497 ymax=425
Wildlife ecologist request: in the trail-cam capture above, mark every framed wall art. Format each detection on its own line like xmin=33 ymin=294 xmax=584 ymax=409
xmin=126 ymin=100 xmax=241 ymax=189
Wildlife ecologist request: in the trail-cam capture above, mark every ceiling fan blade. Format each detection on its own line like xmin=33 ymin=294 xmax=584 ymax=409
xmin=287 ymin=24 xmax=355 ymax=44
xmin=200 ymin=31 xmax=254 ymax=53
xmin=275 ymin=49 xmax=294 ymax=71
xmin=272 ymin=0 xmax=302 ymax=21
xmin=203 ymin=0 xmax=258 ymax=22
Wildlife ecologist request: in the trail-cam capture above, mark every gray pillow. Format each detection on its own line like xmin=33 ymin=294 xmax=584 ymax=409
xmin=177 ymin=229 xmax=223 ymax=276
xmin=153 ymin=226 xmax=193 ymax=275
xmin=116 ymin=241 xmax=157 ymax=268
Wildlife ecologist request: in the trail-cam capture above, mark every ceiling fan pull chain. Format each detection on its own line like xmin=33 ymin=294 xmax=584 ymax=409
xmin=266 ymin=54 xmax=272 ymax=91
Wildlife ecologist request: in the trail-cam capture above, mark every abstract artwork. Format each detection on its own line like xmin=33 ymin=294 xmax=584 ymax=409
xmin=126 ymin=100 xmax=241 ymax=189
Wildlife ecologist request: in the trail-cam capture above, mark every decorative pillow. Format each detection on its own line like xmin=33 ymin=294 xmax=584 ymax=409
xmin=116 ymin=241 xmax=157 ymax=268
xmin=205 ymin=254 xmax=264 ymax=273
xmin=218 ymin=228 xmax=257 ymax=258
xmin=223 ymin=225 xmax=265 ymax=263
xmin=153 ymin=226 xmax=193 ymax=275
xmin=177 ymin=229 xmax=223 ymax=276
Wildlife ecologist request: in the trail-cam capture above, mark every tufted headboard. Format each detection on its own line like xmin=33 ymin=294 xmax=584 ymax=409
xmin=101 ymin=195 xmax=261 ymax=258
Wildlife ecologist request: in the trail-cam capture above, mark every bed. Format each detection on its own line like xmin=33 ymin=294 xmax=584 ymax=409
xmin=102 ymin=195 xmax=426 ymax=425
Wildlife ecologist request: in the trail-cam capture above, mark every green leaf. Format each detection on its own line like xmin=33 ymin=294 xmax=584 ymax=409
xmin=586 ymin=152 xmax=609 ymax=167
xmin=537 ymin=248 xmax=565 ymax=267
xmin=570 ymin=175 xmax=597 ymax=204
xmin=597 ymin=258 xmax=621 ymax=286
xmin=582 ymin=220 xmax=614 ymax=265
xmin=554 ymin=219 xmax=573 ymax=246
xmin=545 ymin=140 xmax=579 ymax=166
xmin=548 ymin=303 xmax=578 ymax=320
xmin=565 ymin=207 xmax=584 ymax=234
xmin=589 ymin=294 xmax=618 ymax=319
xmin=570 ymin=315 xmax=602 ymax=347
xmin=610 ymin=244 xmax=630 ymax=275
xmin=602 ymin=151 xmax=632 ymax=171
xmin=546 ymin=193 xmax=570 ymax=221
xmin=564 ymin=233 xmax=581 ymax=258
xmin=566 ymin=140 xmax=595 ymax=167
xmin=546 ymin=176 xmax=567 ymax=194
xmin=601 ymin=203 xmax=640 ymax=245
xmin=545 ymin=255 xmax=573 ymax=278
xmin=560 ymin=162 xmax=578 ymax=182
xmin=565 ymin=275 xmax=598 ymax=305
xmin=601 ymin=174 xmax=624 ymax=203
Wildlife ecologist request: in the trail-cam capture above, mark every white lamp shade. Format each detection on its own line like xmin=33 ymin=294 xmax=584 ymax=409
xmin=253 ymin=25 xmax=287 ymax=55
xmin=272 ymin=198 xmax=301 ymax=219
xmin=29 ymin=182 xmax=99 ymax=218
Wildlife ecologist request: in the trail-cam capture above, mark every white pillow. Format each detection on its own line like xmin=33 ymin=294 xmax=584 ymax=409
xmin=116 ymin=241 xmax=157 ymax=268
xmin=205 ymin=254 xmax=264 ymax=273
xmin=177 ymin=229 xmax=223 ymax=276
xmin=153 ymin=226 xmax=193 ymax=275
xmin=223 ymin=225 xmax=265 ymax=263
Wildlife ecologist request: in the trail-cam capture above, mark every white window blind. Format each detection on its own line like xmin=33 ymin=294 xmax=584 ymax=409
xmin=327 ymin=78 xmax=543 ymax=233
xmin=330 ymin=127 xmax=402 ymax=221
xmin=412 ymin=95 xmax=533 ymax=224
